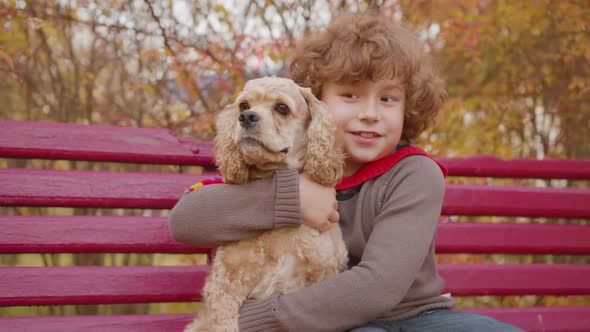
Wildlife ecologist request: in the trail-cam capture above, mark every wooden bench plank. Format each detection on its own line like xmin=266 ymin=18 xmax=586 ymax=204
xmin=0 ymin=120 xmax=215 ymax=166
xmin=3 ymin=120 xmax=590 ymax=180
xmin=0 ymin=266 xmax=208 ymax=306
xmin=0 ymin=216 xmax=211 ymax=254
xmin=438 ymin=155 xmax=590 ymax=179
xmin=0 ymin=169 xmax=211 ymax=209
xmin=1 ymin=306 xmax=589 ymax=332
xmin=1 ymin=264 xmax=589 ymax=306
xmin=436 ymin=222 xmax=590 ymax=254
xmin=440 ymin=264 xmax=590 ymax=296
xmin=443 ymin=184 xmax=590 ymax=218
xmin=0 ymin=307 xmax=586 ymax=332
xmin=2 ymin=216 xmax=590 ymax=255
xmin=2 ymin=169 xmax=589 ymax=217
xmin=0 ymin=314 xmax=193 ymax=332
xmin=465 ymin=306 xmax=590 ymax=332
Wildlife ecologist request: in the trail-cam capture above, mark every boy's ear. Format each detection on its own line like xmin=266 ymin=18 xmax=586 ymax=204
xmin=298 ymin=86 xmax=344 ymax=187
xmin=213 ymin=104 xmax=249 ymax=184
xmin=406 ymin=72 xmax=447 ymax=140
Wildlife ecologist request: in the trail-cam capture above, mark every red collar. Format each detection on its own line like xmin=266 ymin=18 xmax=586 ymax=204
xmin=335 ymin=146 xmax=448 ymax=190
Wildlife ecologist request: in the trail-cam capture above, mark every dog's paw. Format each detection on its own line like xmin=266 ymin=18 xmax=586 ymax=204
xmin=208 ymin=320 xmax=239 ymax=332
xmin=183 ymin=319 xmax=207 ymax=332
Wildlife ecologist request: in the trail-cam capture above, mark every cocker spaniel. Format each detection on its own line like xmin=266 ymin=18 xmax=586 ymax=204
xmin=184 ymin=77 xmax=348 ymax=332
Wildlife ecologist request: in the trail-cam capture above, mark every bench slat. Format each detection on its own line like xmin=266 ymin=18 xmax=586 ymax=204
xmin=464 ymin=306 xmax=590 ymax=332
xmin=1 ymin=169 xmax=589 ymax=217
xmin=2 ymin=216 xmax=590 ymax=255
xmin=0 ymin=216 xmax=211 ymax=254
xmin=440 ymin=264 xmax=590 ymax=296
xmin=1 ymin=307 xmax=589 ymax=332
xmin=436 ymin=222 xmax=590 ymax=254
xmin=2 ymin=307 xmax=589 ymax=332
xmin=438 ymin=155 xmax=590 ymax=179
xmin=0 ymin=314 xmax=192 ymax=332
xmin=0 ymin=120 xmax=215 ymax=166
xmin=443 ymin=184 xmax=590 ymax=218
xmin=0 ymin=266 xmax=207 ymax=306
xmin=3 ymin=120 xmax=590 ymax=180
xmin=1 ymin=264 xmax=589 ymax=306
xmin=0 ymin=169 xmax=210 ymax=209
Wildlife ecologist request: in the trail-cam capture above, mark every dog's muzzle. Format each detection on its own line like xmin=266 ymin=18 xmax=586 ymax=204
xmin=239 ymin=111 xmax=260 ymax=128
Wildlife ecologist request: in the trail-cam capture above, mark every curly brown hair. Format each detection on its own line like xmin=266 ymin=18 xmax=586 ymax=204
xmin=289 ymin=12 xmax=446 ymax=141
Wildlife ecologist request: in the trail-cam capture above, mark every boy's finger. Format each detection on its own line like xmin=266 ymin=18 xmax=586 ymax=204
xmin=329 ymin=211 xmax=340 ymax=224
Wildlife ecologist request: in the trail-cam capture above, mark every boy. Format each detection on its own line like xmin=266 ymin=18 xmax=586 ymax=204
xmin=169 ymin=12 xmax=523 ymax=332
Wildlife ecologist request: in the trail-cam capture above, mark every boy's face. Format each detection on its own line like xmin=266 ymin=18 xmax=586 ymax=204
xmin=321 ymin=79 xmax=405 ymax=176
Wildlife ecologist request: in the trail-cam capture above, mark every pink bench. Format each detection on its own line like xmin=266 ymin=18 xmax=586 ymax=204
xmin=1 ymin=119 xmax=589 ymax=331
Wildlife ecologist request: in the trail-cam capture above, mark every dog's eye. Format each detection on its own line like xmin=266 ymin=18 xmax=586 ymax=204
xmin=274 ymin=103 xmax=290 ymax=116
xmin=239 ymin=102 xmax=250 ymax=111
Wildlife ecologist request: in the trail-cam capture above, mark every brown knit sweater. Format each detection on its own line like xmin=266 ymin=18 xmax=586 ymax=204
xmin=169 ymin=155 xmax=455 ymax=331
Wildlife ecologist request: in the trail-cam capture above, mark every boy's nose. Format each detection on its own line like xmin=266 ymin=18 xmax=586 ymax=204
xmin=358 ymin=102 xmax=379 ymax=121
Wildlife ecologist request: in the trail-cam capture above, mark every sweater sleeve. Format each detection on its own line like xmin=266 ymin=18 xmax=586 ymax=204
xmin=168 ymin=169 xmax=301 ymax=247
xmin=238 ymin=156 xmax=446 ymax=331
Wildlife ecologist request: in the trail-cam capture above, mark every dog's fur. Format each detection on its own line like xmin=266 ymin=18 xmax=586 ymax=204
xmin=184 ymin=77 xmax=348 ymax=332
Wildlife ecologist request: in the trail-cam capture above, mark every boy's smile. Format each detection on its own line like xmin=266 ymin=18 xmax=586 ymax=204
xmin=350 ymin=131 xmax=382 ymax=144
xmin=321 ymin=79 xmax=405 ymax=176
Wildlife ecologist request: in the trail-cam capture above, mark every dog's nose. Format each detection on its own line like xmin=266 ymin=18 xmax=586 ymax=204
xmin=239 ymin=110 xmax=261 ymax=128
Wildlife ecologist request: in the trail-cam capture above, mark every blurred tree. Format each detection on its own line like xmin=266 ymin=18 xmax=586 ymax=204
xmin=2 ymin=0 xmax=587 ymax=155
xmin=401 ymin=0 xmax=590 ymax=159
xmin=0 ymin=0 xmax=318 ymax=139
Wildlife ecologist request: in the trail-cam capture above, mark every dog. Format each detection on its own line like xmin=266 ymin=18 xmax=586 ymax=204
xmin=184 ymin=77 xmax=348 ymax=332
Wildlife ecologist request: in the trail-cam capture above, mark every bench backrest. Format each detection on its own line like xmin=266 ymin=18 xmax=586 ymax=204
xmin=1 ymin=119 xmax=590 ymax=331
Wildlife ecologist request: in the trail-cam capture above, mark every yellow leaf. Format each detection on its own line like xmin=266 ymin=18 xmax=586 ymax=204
xmin=85 ymin=72 xmax=96 ymax=82
xmin=0 ymin=48 xmax=15 ymax=71
xmin=140 ymin=49 xmax=162 ymax=60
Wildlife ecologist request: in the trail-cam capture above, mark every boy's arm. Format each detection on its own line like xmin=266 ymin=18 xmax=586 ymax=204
xmin=168 ymin=169 xmax=301 ymax=247
xmin=238 ymin=156 xmax=446 ymax=332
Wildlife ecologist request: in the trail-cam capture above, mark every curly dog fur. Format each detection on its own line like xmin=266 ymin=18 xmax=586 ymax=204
xmin=184 ymin=77 xmax=348 ymax=332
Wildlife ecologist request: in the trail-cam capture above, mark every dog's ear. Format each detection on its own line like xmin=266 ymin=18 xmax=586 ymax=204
xmin=298 ymin=86 xmax=343 ymax=186
xmin=213 ymin=104 xmax=249 ymax=184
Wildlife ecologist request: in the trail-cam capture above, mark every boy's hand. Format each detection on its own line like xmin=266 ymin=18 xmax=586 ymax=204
xmin=299 ymin=174 xmax=339 ymax=232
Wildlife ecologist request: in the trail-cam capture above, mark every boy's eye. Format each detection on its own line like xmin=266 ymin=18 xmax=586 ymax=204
xmin=342 ymin=93 xmax=358 ymax=99
xmin=381 ymin=96 xmax=399 ymax=103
